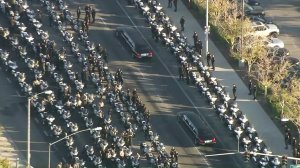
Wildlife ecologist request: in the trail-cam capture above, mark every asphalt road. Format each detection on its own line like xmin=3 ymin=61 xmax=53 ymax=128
xmin=259 ymin=0 xmax=300 ymax=58
xmin=63 ymin=0 xmax=254 ymax=167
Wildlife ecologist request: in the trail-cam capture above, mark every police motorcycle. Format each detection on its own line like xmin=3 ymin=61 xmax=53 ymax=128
xmin=270 ymin=156 xmax=281 ymax=168
xmin=129 ymin=155 xmax=140 ymax=168
xmin=50 ymin=124 xmax=63 ymax=138
xmin=67 ymin=121 xmax=79 ymax=133
xmin=65 ymin=136 xmax=74 ymax=148
xmin=238 ymin=114 xmax=249 ymax=130
xmin=224 ymin=113 xmax=234 ymax=131
xmin=84 ymin=117 xmax=93 ymax=128
xmin=216 ymin=103 xmax=227 ymax=118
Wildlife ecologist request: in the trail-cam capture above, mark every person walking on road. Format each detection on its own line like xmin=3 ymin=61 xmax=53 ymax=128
xmin=253 ymin=84 xmax=257 ymax=100
xmin=248 ymin=80 xmax=252 ymax=95
xmin=180 ymin=16 xmax=185 ymax=31
xmin=232 ymin=84 xmax=237 ymax=100
xmin=174 ymin=0 xmax=178 ymax=12
xmin=168 ymin=0 xmax=173 ymax=8
xmin=211 ymin=54 xmax=215 ymax=70
xmin=206 ymin=52 xmax=211 ymax=67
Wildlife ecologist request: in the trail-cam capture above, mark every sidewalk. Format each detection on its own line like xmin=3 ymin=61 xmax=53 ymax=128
xmin=156 ymin=0 xmax=293 ymax=156
xmin=0 ymin=127 xmax=26 ymax=168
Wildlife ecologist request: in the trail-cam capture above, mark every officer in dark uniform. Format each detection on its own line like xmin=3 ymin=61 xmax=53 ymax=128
xmin=253 ymin=84 xmax=257 ymax=100
xmin=91 ymin=8 xmax=96 ymax=23
xmin=178 ymin=65 xmax=184 ymax=80
xmin=77 ymin=6 xmax=81 ymax=20
xmin=211 ymin=54 xmax=215 ymax=70
xmin=248 ymin=80 xmax=253 ymax=95
xmin=206 ymin=52 xmax=211 ymax=67
xmin=193 ymin=32 xmax=198 ymax=46
xmin=180 ymin=16 xmax=185 ymax=31
xmin=232 ymin=84 xmax=237 ymax=100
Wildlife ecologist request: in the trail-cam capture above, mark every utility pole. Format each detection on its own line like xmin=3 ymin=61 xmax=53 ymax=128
xmin=205 ymin=0 xmax=210 ymax=57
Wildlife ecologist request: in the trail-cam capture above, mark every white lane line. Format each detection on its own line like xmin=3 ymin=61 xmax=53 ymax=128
xmin=6 ymin=77 xmax=11 ymax=83
xmin=34 ymin=118 xmax=39 ymax=123
xmin=115 ymin=1 xmax=241 ymax=167
xmin=43 ymin=130 xmax=49 ymax=137
xmin=16 ymin=91 xmax=20 ymax=96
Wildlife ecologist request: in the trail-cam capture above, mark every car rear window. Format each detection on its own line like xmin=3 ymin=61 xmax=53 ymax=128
xmin=136 ymin=44 xmax=151 ymax=53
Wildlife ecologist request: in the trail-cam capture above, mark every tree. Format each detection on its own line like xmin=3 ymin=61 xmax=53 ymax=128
xmin=281 ymin=77 xmax=300 ymax=127
xmin=252 ymin=54 xmax=291 ymax=96
xmin=0 ymin=158 xmax=10 ymax=168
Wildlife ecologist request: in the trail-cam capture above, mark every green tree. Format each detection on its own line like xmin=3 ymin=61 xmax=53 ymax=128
xmin=0 ymin=158 xmax=10 ymax=168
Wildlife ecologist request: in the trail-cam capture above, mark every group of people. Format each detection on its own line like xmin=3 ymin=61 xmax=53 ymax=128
xmin=167 ymin=0 xmax=178 ymax=12
xmin=77 ymin=5 xmax=96 ymax=33
xmin=231 ymin=80 xmax=257 ymax=101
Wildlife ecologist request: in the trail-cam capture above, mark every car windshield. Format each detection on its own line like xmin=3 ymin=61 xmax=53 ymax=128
xmin=136 ymin=45 xmax=151 ymax=53
xmin=244 ymin=3 xmax=254 ymax=11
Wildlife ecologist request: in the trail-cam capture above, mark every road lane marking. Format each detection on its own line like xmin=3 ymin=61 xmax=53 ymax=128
xmin=43 ymin=131 xmax=49 ymax=137
xmin=115 ymin=1 xmax=242 ymax=167
xmin=6 ymin=77 xmax=11 ymax=83
xmin=34 ymin=118 xmax=39 ymax=123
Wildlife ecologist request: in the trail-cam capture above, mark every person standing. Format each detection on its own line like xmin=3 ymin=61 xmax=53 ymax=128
xmin=253 ymin=84 xmax=257 ymax=100
xmin=180 ymin=16 xmax=185 ymax=31
xmin=248 ymin=80 xmax=252 ymax=95
xmin=211 ymin=54 xmax=215 ymax=70
xmin=193 ymin=32 xmax=198 ymax=47
xmin=174 ymin=0 xmax=178 ymax=12
xmin=206 ymin=52 xmax=211 ymax=67
xmin=168 ymin=0 xmax=173 ymax=8
xmin=91 ymin=8 xmax=96 ymax=23
xmin=77 ymin=6 xmax=81 ymax=20
xmin=232 ymin=84 xmax=237 ymax=100
xmin=196 ymin=40 xmax=203 ymax=55
xmin=49 ymin=14 xmax=53 ymax=27
xmin=178 ymin=65 xmax=184 ymax=80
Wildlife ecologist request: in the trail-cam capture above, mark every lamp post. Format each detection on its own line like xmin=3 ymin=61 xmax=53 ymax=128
xmin=204 ymin=0 xmax=210 ymax=57
xmin=27 ymin=90 xmax=53 ymax=168
xmin=48 ymin=127 xmax=102 ymax=168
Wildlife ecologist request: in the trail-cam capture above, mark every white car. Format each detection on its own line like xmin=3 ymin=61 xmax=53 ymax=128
xmin=252 ymin=21 xmax=280 ymax=37
xmin=265 ymin=37 xmax=284 ymax=48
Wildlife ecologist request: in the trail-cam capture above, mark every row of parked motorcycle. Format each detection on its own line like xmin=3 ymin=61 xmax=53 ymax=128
xmin=0 ymin=0 xmax=177 ymax=167
xmin=130 ymin=0 xmax=284 ymax=167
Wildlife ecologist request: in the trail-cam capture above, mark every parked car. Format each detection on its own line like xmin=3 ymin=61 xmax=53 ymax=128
xmin=251 ymin=21 xmax=279 ymax=37
xmin=267 ymin=47 xmax=289 ymax=57
xmin=248 ymin=15 xmax=273 ymax=24
xmin=245 ymin=0 xmax=260 ymax=6
xmin=244 ymin=3 xmax=265 ymax=16
xmin=177 ymin=111 xmax=216 ymax=146
xmin=115 ymin=27 xmax=153 ymax=59
xmin=265 ymin=37 xmax=284 ymax=48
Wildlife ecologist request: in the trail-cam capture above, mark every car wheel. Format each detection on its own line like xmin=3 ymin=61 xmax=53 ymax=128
xmin=270 ymin=32 xmax=278 ymax=38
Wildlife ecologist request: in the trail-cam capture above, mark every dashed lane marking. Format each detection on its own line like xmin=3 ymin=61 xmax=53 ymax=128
xmin=34 ymin=118 xmax=40 ymax=123
xmin=6 ymin=77 xmax=11 ymax=83
xmin=43 ymin=130 xmax=49 ymax=137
